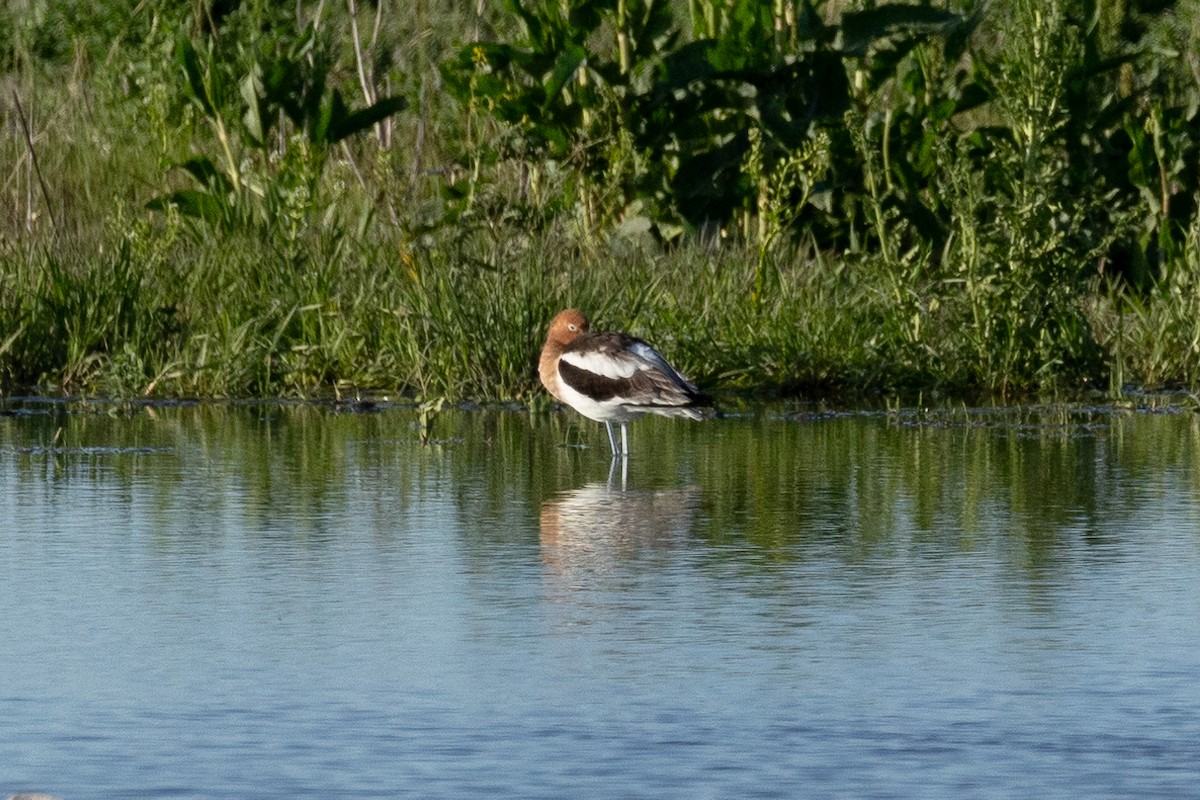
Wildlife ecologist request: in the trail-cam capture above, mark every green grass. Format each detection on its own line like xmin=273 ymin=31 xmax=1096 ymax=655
xmin=0 ymin=220 xmax=1143 ymax=402
xmin=2 ymin=0 xmax=1200 ymax=402
xmin=1 ymin=209 xmax=1199 ymax=402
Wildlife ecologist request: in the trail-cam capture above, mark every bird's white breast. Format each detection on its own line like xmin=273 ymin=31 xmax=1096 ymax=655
xmin=555 ymin=378 xmax=645 ymax=423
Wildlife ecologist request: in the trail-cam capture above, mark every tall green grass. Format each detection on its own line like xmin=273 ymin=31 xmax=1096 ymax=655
xmin=1 ymin=0 xmax=1199 ymax=402
xmin=0 ymin=219 xmax=1107 ymax=401
xmin=0 ymin=210 xmax=1197 ymax=402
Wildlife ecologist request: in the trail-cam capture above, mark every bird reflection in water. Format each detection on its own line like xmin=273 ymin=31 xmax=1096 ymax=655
xmin=539 ymin=479 xmax=702 ymax=581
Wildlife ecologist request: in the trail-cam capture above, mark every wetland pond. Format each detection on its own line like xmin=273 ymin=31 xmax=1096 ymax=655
xmin=3 ymin=398 xmax=1200 ymax=799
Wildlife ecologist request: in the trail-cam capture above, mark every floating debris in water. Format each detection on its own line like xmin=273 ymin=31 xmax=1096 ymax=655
xmin=17 ymin=446 xmax=173 ymax=456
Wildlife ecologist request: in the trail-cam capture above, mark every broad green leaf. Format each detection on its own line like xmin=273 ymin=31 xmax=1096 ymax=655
xmin=311 ymin=88 xmax=338 ymax=144
xmin=539 ymin=123 xmax=570 ymax=156
xmin=839 ymin=5 xmax=961 ymax=55
xmin=927 ymin=97 xmax=957 ymax=123
xmin=542 ymin=44 xmax=587 ymax=109
xmin=178 ymin=156 xmax=231 ymax=193
xmin=566 ymin=0 xmax=606 ymax=37
xmin=241 ymin=68 xmax=267 ymax=148
xmin=328 ymin=95 xmax=409 ymax=144
xmin=943 ymin=4 xmax=985 ymax=61
xmin=146 ymin=189 xmax=229 ymax=222
xmin=507 ymin=0 xmax=546 ymax=49
xmin=657 ymin=40 xmax=718 ymax=90
xmin=176 ymin=38 xmax=214 ymax=116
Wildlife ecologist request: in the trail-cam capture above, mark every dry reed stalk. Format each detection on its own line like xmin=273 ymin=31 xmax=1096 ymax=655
xmin=11 ymin=90 xmax=58 ymax=236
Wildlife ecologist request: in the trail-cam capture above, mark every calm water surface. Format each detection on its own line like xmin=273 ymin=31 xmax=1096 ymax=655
xmin=2 ymin=399 xmax=1200 ymax=798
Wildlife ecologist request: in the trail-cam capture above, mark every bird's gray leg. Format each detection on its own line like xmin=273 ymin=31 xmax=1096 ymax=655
xmin=620 ymin=423 xmax=630 ymax=459
xmin=605 ymin=421 xmax=619 ymax=458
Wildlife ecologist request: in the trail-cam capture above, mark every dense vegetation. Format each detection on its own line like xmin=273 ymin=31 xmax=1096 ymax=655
xmin=1 ymin=0 xmax=1198 ymax=402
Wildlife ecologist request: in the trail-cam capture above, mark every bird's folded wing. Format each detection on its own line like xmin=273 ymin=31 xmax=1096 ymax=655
xmin=559 ymin=348 xmax=695 ymax=407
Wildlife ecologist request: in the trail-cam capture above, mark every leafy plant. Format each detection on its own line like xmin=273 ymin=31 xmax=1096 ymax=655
xmin=440 ymin=0 xmax=677 ymax=229
xmin=444 ymin=0 xmax=968 ymax=239
xmin=148 ymin=23 xmax=407 ymax=234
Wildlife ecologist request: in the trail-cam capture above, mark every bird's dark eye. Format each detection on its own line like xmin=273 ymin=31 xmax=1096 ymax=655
xmin=568 ymin=323 xmax=577 ymax=331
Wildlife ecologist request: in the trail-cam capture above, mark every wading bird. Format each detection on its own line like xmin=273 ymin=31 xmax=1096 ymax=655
xmin=539 ymin=308 xmax=710 ymax=458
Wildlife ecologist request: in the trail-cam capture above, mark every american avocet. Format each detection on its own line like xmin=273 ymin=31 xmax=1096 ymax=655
xmin=539 ymin=308 xmax=710 ymax=458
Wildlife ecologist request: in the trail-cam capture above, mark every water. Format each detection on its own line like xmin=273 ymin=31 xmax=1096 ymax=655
xmin=2 ymin=399 xmax=1200 ymax=798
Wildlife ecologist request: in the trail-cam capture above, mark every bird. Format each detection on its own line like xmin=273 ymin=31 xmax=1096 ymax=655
xmin=539 ymin=308 xmax=710 ymax=458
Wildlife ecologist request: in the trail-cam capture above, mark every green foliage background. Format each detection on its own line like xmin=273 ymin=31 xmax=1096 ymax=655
xmin=1 ymin=0 xmax=1199 ymax=401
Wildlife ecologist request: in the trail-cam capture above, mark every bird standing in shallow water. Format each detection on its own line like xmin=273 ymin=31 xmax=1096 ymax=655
xmin=539 ymin=308 xmax=710 ymax=458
